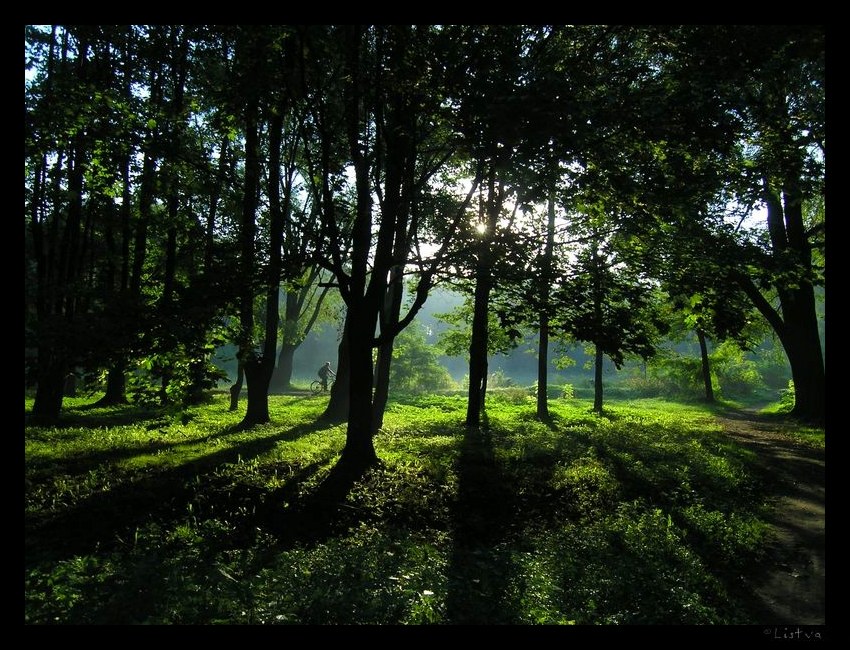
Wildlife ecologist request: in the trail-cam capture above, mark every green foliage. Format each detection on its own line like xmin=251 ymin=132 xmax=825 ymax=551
xmin=390 ymin=324 xmax=455 ymax=393
xmin=25 ymin=392 xmax=818 ymax=624
xmin=710 ymin=340 xmax=764 ymax=398
xmin=435 ymin=301 xmax=520 ymax=358
xmin=778 ymin=379 xmax=795 ymax=411
xmin=128 ymin=346 xmax=229 ymax=407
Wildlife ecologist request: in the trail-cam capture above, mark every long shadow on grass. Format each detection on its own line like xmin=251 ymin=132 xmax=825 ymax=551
xmin=25 ymin=418 xmax=340 ymax=565
xmin=254 ymin=459 xmax=369 ymax=549
xmin=25 ymin=401 xmax=168 ymax=430
xmin=444 ymin=424 xmax=523 ymax=624
xmin=25 ymin=408 xmax=332 ymax=481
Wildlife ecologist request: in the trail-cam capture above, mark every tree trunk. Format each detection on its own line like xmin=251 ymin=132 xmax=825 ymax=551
xmin=239 ymin=107 xmax=285 ymax=428
xmin=229 ymin=361 xmax=244 ymax=412
xmin=466 ymin=272 xmax=490 ymax=427
xmin=593 ymin=345 xmax=604 ymax=413
xmin=96 ymin=363 xmax=128 ymax=405
xmin=339 ymin=304 xmax=378 ymax=469
xmin=737 ymin=182 xmax=824 ymax=424
xmin=466 ymin=167 xmax=499 ymax=428
xmin=537 ymin=319 xmax=550 ymax=418
xmin=696 ymin=329 xmax=714 ymax=402
xmin=322 ymin=317 xmax=351 ymax=423
xmin=269 ymin=342 xmax=297 ymax=393
xmin=232 ymin=43 xmax=261 ymax=419
xmin=372 ymin=266 xmax=405 ymax=432
xmin=158 ymin=220 xmax=178 ymax=406
xmin=591 ymin=231 xmax=604 ymax=414
xmin=337 ymin=25 xmax=379 ymax=470
xmin=536 ymin=192 xmax=556 ymax=420
xmin=241 ymin=361 xmax=272 ymax=426
xmin=780 ymin=186 xmax=825 ymax=424
xmin=782 ymin=292 xmax=825 ymax=424
xmin=32 ymin=352 xmax=66 ymax=422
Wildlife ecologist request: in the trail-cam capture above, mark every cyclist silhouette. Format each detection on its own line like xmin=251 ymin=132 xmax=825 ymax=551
xmin=317 ymin=361 xmax=336 ymax=391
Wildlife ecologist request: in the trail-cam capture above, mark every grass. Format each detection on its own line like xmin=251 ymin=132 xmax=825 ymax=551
xmin=24 ymin=391 xmax=821 ymax=624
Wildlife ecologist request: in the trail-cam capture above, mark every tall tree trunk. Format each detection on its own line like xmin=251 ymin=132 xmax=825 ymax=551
xmin=696 ymin=329 xmax=714 ymax=402
xmin=269 ymin=277 xmax=330 ymax=393
xmin=341 ymin=302 xmax=378 ymax=468
xmin=593 ymin=345 xmax=604 ymax=413
xmin=591 ymin=230 xmax=604 ymax=414
xmin=336 ymin=25 xmax=379 ymax=469
xmin=229 ymin=361 xmax=244 ymax=412
xmin=322 ymin=316 xmax=351 ymax=423
xmin=239 ymin=107 xmax=284 ymax=429
xmin=780 ymin=186 xmax=825 ymax=424
xmin=158 ymin=221 xmax=178 ymax=405
xmin=466 ymin=267 xmax=491 ymax=427
xmin=95 ymin=147 xmax=134 ymax=407
xmin=158 ymin=29 xmax=188 ymax=406
xmin=231 ymin=75 xmax=261 ymax=416
xmin=270 ymin=342 xmax=297 ymax=393
xmin=466 ymin=168 xmax=499 ymax=427
xmin=737 ymin=182 xmax=824 ymax=424
xmin=536 ymin=192 xmax=556 ymax=420
xmin=372 ymin=265 xmax=404 ymax=433
xmin=100 ymin=363 xmax=128 ymax=405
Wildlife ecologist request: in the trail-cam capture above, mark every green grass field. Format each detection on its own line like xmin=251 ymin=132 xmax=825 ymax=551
xmin=24 ymin=391 xmax=822 ymax=624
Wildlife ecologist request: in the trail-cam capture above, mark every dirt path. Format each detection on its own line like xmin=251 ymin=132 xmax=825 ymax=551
xmin=715 ymin=409 xmax=825 ymax=625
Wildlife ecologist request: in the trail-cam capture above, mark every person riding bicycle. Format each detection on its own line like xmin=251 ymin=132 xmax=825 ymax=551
xmin=317 ymin=361 xmax=336 ymax=391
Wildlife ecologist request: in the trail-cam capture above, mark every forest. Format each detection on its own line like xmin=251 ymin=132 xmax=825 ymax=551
xmin=25 ymin=25 xmax=825 ymax=626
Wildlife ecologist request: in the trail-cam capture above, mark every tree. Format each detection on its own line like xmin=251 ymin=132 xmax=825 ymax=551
xmin=390 ymin=323 xmax=454 ymax=392
xmin=633 ymin=26 xmax=825 ymax=423
xmin=268 ymin=268 xmax=335 ymax=393
xmin=307 ymin=25 xmax=480 ymax=467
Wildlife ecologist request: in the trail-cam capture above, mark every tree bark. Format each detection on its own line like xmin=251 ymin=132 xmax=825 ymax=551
xmin=696 ymin=328 xmax=714 ymax=402
xmin=239 ymin=106 xmax=285 ymax=428
xmin=96 ymin=362 xmax=128 ymax=405
xmin=231 ymin=57 xmax=261 ymax=416
xmin=735 ymin=183 xmax=824 ymax=424
xmin=593 ymin=345 xmax=604 ymax=413
xmin=32 ymin=35 xmax=90 ymax=421
xmin=322 ymin=316 xmax=351 ymax=423
xmin=372 ymin=265 xmax=405 ymax=432
xmin=337 ymin=25 xmax=379 ymax=468
xmin=536 ymin=192 xmax=556 ymax=420
xmin=466 ymin=168 xmax=500 ymax=427
xmin=270 ymin=342 xmax=297 ymax=393
xmin=229 ymin=361 xmax=244 ymax=412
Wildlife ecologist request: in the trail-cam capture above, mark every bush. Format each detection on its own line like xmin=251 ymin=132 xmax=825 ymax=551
xmin=779 ymin=379 xmax=795 ymax=410
xmin=391 ymin=325 xmax=456 ymax=393
xmin=711 ymin=340 xmax=764 ymax=398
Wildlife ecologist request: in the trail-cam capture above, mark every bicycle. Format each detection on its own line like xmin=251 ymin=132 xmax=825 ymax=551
xmin=310 ymin=379 xmax=334 ymax=395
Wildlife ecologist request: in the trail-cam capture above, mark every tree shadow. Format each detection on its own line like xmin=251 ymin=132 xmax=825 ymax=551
xmin=25 ymin=401 xmax=167 ymax=429
xmin=255 ymin=457 xmax=371 ymax=549
xmin=26 ymin=417 xmax=333 ymax=482
xmin=25 ymin=417 xmax=342 ymax=564
xmin=444 ymin=423 xmax=523 ymax=624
